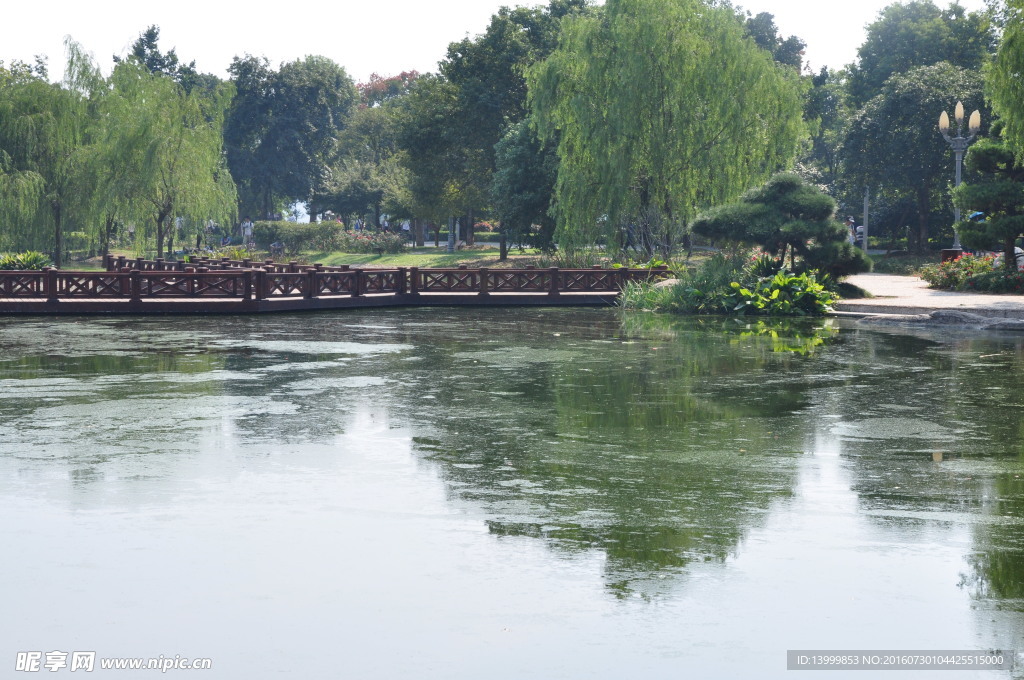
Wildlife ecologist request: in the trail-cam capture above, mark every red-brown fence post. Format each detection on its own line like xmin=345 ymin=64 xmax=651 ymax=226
xmin=548 ymin=267 xmax=560 ymax=297
xmin=306 ymin=268 xmax=317 ymax=299
xmin=397 ymin=267 xmax=408 ymax=294
xmin=409 ymin=267 xmax=419 ymax=296
xmin=45 ymin=267 xmax=59 ymax=303
xmin=253 ymin=270 xmax=266 ymax=301
xmin=618 ymin=266 xmax=630 ymax=289
xmin=130 ymin=270 xmax=142 ymax=302
xmin=243 ymin=270 xmax=253 ymax=300
xmin=479 ymin=268 xmax=490 ymax=296
xmin=353 ymin=268 xmax=363 ymax=297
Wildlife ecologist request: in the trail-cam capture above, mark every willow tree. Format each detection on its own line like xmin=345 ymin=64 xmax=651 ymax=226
xmin=0 ymin=43 xmax=98 ymax=266
xmin=100 ymin=60 xmax=236 ymax=257
xmin=527 ymin=0 xmax=804 ymax=257
xmin=989 ymin=0 xmax=1024 ymax=160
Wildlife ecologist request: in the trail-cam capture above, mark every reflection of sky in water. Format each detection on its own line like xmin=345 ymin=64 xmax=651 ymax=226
xmin=1 ymin=310 xmax=1024 ymax=678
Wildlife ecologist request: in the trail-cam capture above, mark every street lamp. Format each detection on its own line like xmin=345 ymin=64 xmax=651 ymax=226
xmin=938 ymin=101 xmax=981 ymax=250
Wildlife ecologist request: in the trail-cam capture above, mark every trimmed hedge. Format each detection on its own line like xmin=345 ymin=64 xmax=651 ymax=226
xmin=253 ymin=221 xmax=344 ymax=254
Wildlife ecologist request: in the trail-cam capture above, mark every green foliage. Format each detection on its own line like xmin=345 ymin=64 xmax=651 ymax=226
xmin=0 ymin=40 xmax=98 ymax=266
xmin=100 ymin=59 xmax=237 ymax=258
xmin=528 ymin=0 xmax=804 ymax=258
xmin=953 ymin=131 xmax=1024 ymax=267
xmin=491 ymin=120 xmax=558 ymax=251
xmin=251 ymin=221 xmax=406 ymax=255
xmin=439 ymin=1 xmax=588 ymax=217
xmin=847 ymin=1 xmax=995 ymax=106
xmin=337 ymin=231 xmax=406 ymax=254
xmin=112 ymin=25 xmax=217 ymax=95
xmin=870 ymin=253 xmax=936 ymax=274
xmin=253 ymin=221 xmax=343 ymax=254
xmin=918 ymin=252 xmax=995 ymax=288
xmin=744 ymin=12 xmax=806 ymax=70
xmin=990 ymin=1 xmax=1024 ymax=161
xmin=0 ymin=250 xmax=52 ymax=269
xmin=692 ymin=173 xmax=872 ymax=277
xmin=725 ymin=271 xmax=836 ymax=316
xmin=621 ymin=252 xmax=835 ymax=316
xmin=961 ymin=267 xmax=1024 ymax=293
xmin=225 ymin=54 xmax=358 ymax=218
xmin=746 ymin=252 xmax=783 ymax=278
xmin=841 ymin=62 xmax=986 ymax=252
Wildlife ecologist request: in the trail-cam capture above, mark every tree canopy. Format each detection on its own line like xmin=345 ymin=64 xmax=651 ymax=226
xmin=989 ymin=0 xmax=1024 ymax=160
xmin=954 ymin=129 xmax=1024 ymax=267
xmin=100 ymin=59 xmax=237 ymax=257
xmin=846 ymin=1 xmax=995 ymax=106
xmin=225 ymin=54 xmax=358 ymax=219
xmin=528 ymin=0 xmax=804 ymax=257
xmin=841 ymin=62 xmax=986 ymax=251
xmin=0 ymin=41 xmax=97 ymax=266
xmin=692 ymin=173 xmax=871 ymax=277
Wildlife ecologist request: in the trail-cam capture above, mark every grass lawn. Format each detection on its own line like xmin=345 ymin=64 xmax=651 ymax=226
xmin=306 ymin=245 xmax=549 ymax=269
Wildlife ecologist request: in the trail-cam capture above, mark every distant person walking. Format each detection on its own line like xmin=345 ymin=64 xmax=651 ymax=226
xmin=240 ymin=217 xmax=254 ymax=246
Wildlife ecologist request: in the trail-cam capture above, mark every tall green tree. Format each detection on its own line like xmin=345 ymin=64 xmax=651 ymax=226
xmin=404 ymin=0 xmax=588 ymax=241
xmin=314 ymin=72 xmax=419 ymax=227
xmin=988 ymin=0 xmax=1024 ymax=160
xmin=841 ymin=62 xmax=985 ymax=252
xmin=225 ymin=55 xmax=358 ymax=219
xmin=528 ymin=0 xmax=804 ymax=257
xmin=800 ymin=67 xmax=851 ymax=188
xmin=0 ymin=41 xmax=98 ymax=266
xmin=100 ymin=60 xmax=236 ymax=257
xmin=846 ymin=1 xmax=995 ymax=106
xmin=491 ymin=120 xmax=558 ymax=251
xmin=114 ymin=25 xmax=223 ymax=97
xmin=0 ymin=60 xmax=48 ymax=251
xmin=397 ymin=74 xmax=479 ymax=227
xmin=744 ymin=12 xmax=806 ymax=70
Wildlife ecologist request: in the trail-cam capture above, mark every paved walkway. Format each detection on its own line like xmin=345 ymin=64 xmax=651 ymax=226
xmin=835 ymin=273 xmax=1024 ymax=320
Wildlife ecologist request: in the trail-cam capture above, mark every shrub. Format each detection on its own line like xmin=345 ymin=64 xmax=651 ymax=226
xmin=962 ymin=269 xmax=1024 ymax=293
xmin=725 ymin=271 xmax=836 ymax=316
xmin=918 ymin=253 xmax=994 ymax=290
xmin=253 ymin=221 xmax=344 ymax=254
xmin=336 ymin=231 xmax=406 ymax=254
xmin=0 ymin=251 xmax=53 ymax=270
xmin=745 ymin=251 xmax=782 ymax=279
xmin=620 ymin=252 xmax=835 ymax=316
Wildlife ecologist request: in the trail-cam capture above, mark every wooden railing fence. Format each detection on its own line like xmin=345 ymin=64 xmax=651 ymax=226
xmin=0 ymin=257 xmax=670 ymax=302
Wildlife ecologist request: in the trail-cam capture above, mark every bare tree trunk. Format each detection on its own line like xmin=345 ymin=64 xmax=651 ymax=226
xmin=102 ymin=215 xmax=115 ymax=259
xmin=1004 ymin=237 xmax=1018 ymax=271
xmin=52 ymin=202 xmax=63 ymax=268
xmin=414 ymin=218 xmax=424 ymax=247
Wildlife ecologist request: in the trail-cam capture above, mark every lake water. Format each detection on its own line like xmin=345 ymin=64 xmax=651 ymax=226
xmin=2 ymin=308 xmax=1023 ymax=678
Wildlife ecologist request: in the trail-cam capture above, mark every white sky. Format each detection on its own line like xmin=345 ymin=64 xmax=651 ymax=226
xmin=1 ymin=0 xmax=990 ymax=84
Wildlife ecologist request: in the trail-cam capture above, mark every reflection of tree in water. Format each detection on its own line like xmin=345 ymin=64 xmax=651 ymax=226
xmin=396 ymin=313 xmax=840 ymax=596
xmin=960 ymin=473 xmax=1024 ymax=606
xmin=825 ymin=328 xmax=1024 ymax=607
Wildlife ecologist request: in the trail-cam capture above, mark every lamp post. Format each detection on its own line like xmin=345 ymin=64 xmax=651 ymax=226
xmin=938 ymin=101 xmax=981 ymax=250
